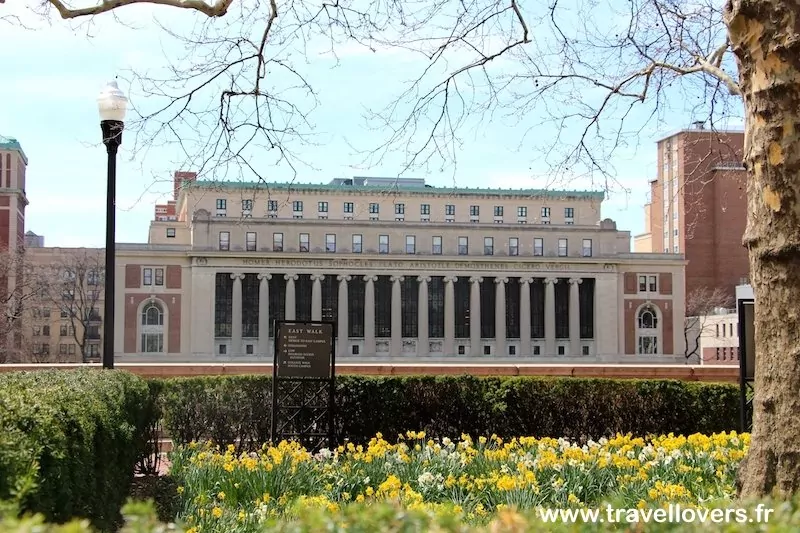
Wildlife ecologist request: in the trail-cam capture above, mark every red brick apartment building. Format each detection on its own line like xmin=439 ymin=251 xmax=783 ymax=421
xmin=634 ymin=126 xmax=749 ymax=298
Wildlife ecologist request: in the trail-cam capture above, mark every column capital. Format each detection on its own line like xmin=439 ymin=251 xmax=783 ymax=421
xmin=494 ymin=277 xmax=509 ymax=284
xmin=257 ymin=273 xmax=272 ymax=281
xmin=417 ymin=275 xmax=432 ymax=283
xmin=284 ymin=274 xmax=298 ymax=281
xmin=519 ymin=277 xmax=535 ymax=285
xmin=569 ymin=277 xmax=583 ymax=285
xmin=230 ymin=272 xmax=245 ymax=281
xmin=390 ymin=275 xmax=404 ymax=283
xmin=337 ymin=274 xmax=352 ymax=282
xmin=469 ymin=276 xmax=483 ymax=284
xmin=443 ymin=275 xmax=458 ymax=283
xmin=544 ymin=277 xmax=558 ymax=284
xmin=363 ymin=275 xmax=378 ymax=282
xmin=311 ymin=274 xmax=325 ymax=281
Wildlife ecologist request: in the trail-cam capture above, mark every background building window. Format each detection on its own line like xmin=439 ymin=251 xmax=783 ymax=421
xmin=458 ymin=236 xmax=468 ymax=255
xmin=343 ymin=202 xmax=354 ymax=213
xmin=166 ymin=228 xmax=176 ymax=238
xmin=299 ymin=233 xmax=310 ymax=252
xmin=326 ymin=234 xmax=336 ymax=253
xmin=379 ymin=235 xmax=389 ymax=254
xmin=406 ymin=235 xmax=416 ymax=254
xmin=273 ymin=233 xmax=283 ymax=252
xmin=558 ymin=238 xmax=568 ymax=257
xmin=582 ymin=239 xmax=593 ymax=257
xmin=352 ymin=234 xmax=362 ymax=253
xmin=534 ymin=237 xmax=544 ymax=256
xmin=246 ymin=232 xmax=257 ymax=251
xmin=432 ymin=236 xmax=442 ymax=255
xmin=484 ymin=237 xmax=494 ymax=255
xmin=219 ymin=232 xmax=230 ymax=251
xmin=509 ymin=237 xmax=519 ymax=256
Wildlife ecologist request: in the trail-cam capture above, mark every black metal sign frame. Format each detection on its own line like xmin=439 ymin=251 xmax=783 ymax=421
xmin=271 ymin=319 xmax=336 ymax=452
xmin=737 ymin=298 xmax=755 ymax=433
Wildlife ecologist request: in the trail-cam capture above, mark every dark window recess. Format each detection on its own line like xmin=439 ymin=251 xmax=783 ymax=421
xmin=214 ymin=273 xmax=233 ymax=337
xmin=554 ymin=278 xmax=570 ymax=339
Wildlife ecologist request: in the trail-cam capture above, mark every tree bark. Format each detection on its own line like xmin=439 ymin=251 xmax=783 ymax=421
xmin=725 ymin=0 xmax=800 ymax=498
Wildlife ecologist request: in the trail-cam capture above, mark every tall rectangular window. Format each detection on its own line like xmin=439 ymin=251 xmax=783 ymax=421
xmin=470 ymin=205 xmax=480 ymax=216
xmin=154 ymin=268 xmax=164 ymax=286
xmin=216 ymin=199 xmax=227 ymax=210
xmin=406 ymin=235 xmax=416 ymax=254
xmin=420 ymin=204 xmax=430 ymax=215
xmin=517 ymin=206 xmax=527 ymax=217
xmin=379 ymin=235 xmax=389 ymax=254
xmin=299 ymin=233 xmax=310 ymax=252
xmin=352 ymin=234 xmax=362 ymax=253
xmin=268 ymin=200 xmax=278 ymax=211
xmin=458 ymin=236 xmax=468 ymax=255
xmin=395 ymin=203 xmax=405 ymax=215
xmin=218 ymin=231 xmax=230 ymax=251
xmin=369 ymin=203 xmax=380 ymax=214
xmin=344 ymin=201 xmax=354 ymax=213
xmin=484 ymin=237 xmax=494 ymax=255
xmin=326 ymin=234 xmax=336 ymax=252
xmin=445 ymin=204 xmax=455 ymax=216
xmin=246 ymin=232 xmax=257 ymax=251
xmin=292 ymin=201 xmax=303 ymax=211
xmin=318 ymin=201 xmax=329 ymax=212
xmin=509 ymin=237 xmax=519 ymax=256
xmin=542 ymin=207 xmax=551 ymax=218
xmin=558 ymin=238 xmax=568 ymax=256
xmin=142 ymin=268 xmax=152 ymax=286
xmin=242 ymin=199 xmax=253 ymax=211
xmin=534 ymin=237 xmax=544 ymax=256
xmin=582 ymin=238 xmax=592 ymax=257
xmin=494 ymin=206 xmax=504 ymax=216
xmin=432 ymin=236 xmax=442 ymax=255
xmin=273 ymin=232 xmax=283 ymax=251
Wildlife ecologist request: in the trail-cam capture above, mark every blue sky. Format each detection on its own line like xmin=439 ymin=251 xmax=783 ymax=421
xmin=1 ymin=2 xmax=742 ymax=248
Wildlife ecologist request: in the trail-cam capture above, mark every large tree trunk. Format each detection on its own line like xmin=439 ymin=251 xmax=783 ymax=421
xmin=725 ymin=0 xmax=800 ymax=498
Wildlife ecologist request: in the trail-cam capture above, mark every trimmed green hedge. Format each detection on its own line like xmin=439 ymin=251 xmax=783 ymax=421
xmin=0 ymin=369 xmax=152 ymax=531
xmin=156 ymin=375 xmax=740 ymax=449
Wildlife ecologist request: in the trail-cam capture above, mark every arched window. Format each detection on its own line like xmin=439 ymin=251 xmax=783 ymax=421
xmin=140 ymin=301 xmax=165 ymax=353
xmin=638 ymin=308 xmax=657 ymax=329
xmin=637 ymin=305 xmax=659 ymax=355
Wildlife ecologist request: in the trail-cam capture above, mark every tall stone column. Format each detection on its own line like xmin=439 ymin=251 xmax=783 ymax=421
xmin=390 ymin=275 xmax=403 ymax=357
xmin=569 ymin=277 xmax=583 ymax=356
xmin=231 ymin=273 xmax=244 ymax=355
xmin=417 ymin=276 xmax=430 ymax=357
xmin=337 ymin=275 xmax=350 ymax=358
xmin=257 ymin=273 xmax=271 ymax=356
xmin=444 ymin=276 xmax=457 ymax=356
xmin=311 ymin=274 xmax=324 ymax=321
xmin=544 ymin=277 xmax=557 ymax=356
xmin=470 ymin=276 xmax=482 ymax=356
xmin=363 ymin=275 xmax=376 ymax=356
xmin=494 ymin=277 xmax=508 ymax=357
xmin=284 ymin=274 xmax=297 ymax=321
xmin=519 ymin=278 xmax=532 ymax=357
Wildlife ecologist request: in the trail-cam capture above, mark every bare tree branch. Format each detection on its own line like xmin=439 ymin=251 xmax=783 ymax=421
xmin=45 ymin=0 xmax=234 ymax=19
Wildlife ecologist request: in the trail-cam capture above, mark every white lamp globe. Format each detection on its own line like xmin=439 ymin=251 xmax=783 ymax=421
xmin=97 ymin=80 xmax=128 ymax=122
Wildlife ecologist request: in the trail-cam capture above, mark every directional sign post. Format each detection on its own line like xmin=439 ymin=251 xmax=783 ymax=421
xmin=271 ymin=320 xmax=336 ymax=451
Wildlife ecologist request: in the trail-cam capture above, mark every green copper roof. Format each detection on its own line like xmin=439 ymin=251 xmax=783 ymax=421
xmin=0 ymin=135 xmax=28 ymax=165
xmin=186 ymin=179 xmax=605 ymax=200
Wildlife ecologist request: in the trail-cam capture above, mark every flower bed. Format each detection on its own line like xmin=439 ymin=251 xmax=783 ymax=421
xmin=168 ymin=431 xmax=748 ymax=532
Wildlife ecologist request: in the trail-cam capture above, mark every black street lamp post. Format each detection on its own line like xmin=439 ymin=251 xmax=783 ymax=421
xmin=97 ymin=81 xmax=128 ymax=370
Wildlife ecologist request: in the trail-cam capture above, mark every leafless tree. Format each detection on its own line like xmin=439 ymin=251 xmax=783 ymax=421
xmin=18 ymin=0 xmax=800 ymax=498
xmin=33 ymin=249 xmax=105 ymax=363
xmin=684 ymin=286 xmax=735 ymax=362
xmin=0 ymin=249 xmax=41 ymax=363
